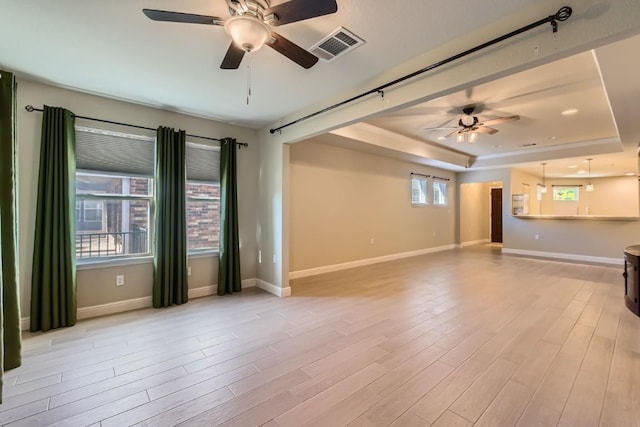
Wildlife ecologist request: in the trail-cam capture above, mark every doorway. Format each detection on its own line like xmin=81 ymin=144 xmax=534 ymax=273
xmin=491 ymin=188 xmax=503 ymax=243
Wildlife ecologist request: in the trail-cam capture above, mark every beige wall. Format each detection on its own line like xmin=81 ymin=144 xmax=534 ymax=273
xmin=460 ymin=182 xmax=494 ymax=244
xmin=459 ymin=168 xmax=640 ymax=260
xmin=17 ymin=79 xmax=259 ymax=316
xmin=289 ymin=140 xmax=456 ymax=272
xmin=510 ymin=168 xmax=540 ymax=215
xmin=539 ymin=176 xmax=638 ymax=217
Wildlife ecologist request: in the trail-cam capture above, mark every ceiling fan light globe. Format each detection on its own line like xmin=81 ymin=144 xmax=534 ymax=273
xmin=224 ymin=15 xmax=271 ymax=52
xmin=469 ymin=131 xmax=478 ymax=143
xmin=456 ymin=133 xmax=464 ymax=143
xmin=460 ymin=115 xmax=475 ymax=126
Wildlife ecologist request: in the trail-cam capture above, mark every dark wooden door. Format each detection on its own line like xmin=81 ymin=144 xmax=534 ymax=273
xmin=491 ymin=188 xmax=503 ymax=243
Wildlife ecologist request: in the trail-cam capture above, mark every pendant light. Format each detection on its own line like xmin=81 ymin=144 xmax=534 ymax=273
xmin=586 ymin=158 xmax=594 ymax=192
xmin=539 ymin=162 xmax=548 ymax=193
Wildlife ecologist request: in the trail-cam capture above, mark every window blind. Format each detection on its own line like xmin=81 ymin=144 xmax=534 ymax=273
xmin=186 ymin=142 xmax=220 ymax=183
xmin=75 ymin=126 xmax=154 ymax=177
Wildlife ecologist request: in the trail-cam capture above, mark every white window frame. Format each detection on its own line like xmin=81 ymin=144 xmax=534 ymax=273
xmin=552 ymin=186 xmax=580 ymax=201
xmin=75 ymin=172 xmax=154 ymax=262
xmin=411 ymin=175 xmax=429 ymax=206
xmin=433 ymin=180 xmax=448 ymax=206
xmin=74 ymin=126 xmax=156 ymax=265
xmin=186 ymin=181 xmax=220 ymax=255
xmin=185 ymin=141 xmax=221 ymax=255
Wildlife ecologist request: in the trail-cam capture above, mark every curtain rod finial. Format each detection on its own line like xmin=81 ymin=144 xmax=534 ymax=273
xmin=25 ymin=105 xmax=34 ymax=112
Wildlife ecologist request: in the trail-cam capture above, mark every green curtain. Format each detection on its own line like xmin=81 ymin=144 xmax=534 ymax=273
xmin=218 ymin=138 xmax=241 ymax=295
xmin=0 ymin=70 xmax=22 ymax=402
xmin=153 ymin=126 xmax=188 ymax=307
xmin=30 ymin=106 xmax=77 ymax=332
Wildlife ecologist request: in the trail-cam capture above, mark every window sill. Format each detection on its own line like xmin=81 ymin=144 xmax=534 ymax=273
xmin=188 ymin=250 xmax=219 ymax=259
xmin=76 ymin=255 xmax=153 ymax=270
xmin=411 ymin=203 xmax=429 ymax=207
xmin=76 ymin=250 xmax=220 ymax=270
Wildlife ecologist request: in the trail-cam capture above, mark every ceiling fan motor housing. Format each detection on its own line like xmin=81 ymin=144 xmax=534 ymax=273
xmin=226 ymin=0 xmax=270 ymax=19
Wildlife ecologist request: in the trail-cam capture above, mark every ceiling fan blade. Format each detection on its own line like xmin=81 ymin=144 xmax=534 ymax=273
xmin=476 ymin=126 xmax=499 ymax=134
xmin=264 ymin=0 xmax=338 ymax=26
xmin=445 ymin=129 xmax=461 ymax=138
xmin=142 ymin=9 xmax=224 ymax=25
xmin=480 ymin=115 xmax=520 ymax=127
xmin=424 ymin=127 xmax=458 ymax=131
xmin=266 ymin=32 xmax=318 ymax=69
xmin=220 ymin=43 xmax=245 ymax=69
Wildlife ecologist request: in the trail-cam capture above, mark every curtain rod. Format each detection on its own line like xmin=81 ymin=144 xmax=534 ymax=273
xmin=411 ymin=172 xmax=431 ymax=178
xmin=269 ymin=6 xmax=572 ymax=135
xmin=432 ymin=176 xmax=450 ymax=181
xmin=24 ymin=105 xmax=249 ymax=148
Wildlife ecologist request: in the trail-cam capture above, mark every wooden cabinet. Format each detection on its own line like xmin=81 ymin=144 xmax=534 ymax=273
xmin=624 ymin=245 xmax=640 ymax=316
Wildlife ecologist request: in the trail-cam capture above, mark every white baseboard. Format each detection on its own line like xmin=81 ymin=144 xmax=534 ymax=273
xmin=256 ymin=279 xmax=291 ymax=297
xmin=188 ymin=278 xmax=256 ymax=299
xmin=458 ymin=239 xmax=491 ymax=248
xmin=501 ymin=248 xmax=623 ymax=266
xmin=20 ymin=278 xmax=259 ymax=330
xmin=289 ymin=244 xmax=457 ymax=280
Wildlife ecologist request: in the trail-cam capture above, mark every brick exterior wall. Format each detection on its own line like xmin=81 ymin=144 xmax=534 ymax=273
xmin=186 ymin=182 xmax=220 ymax=250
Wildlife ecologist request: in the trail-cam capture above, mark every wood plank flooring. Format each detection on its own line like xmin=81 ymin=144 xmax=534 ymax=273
xmin=2 ymin=245 xmax=639 ymax=426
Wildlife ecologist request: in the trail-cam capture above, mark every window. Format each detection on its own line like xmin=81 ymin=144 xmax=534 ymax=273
xmin=411 ymin=176 xmax=428 ymax=205
xmin=553 ymin=186 xmax=580 ymax=201
xmin=433 ymin=180 xmax=448 ymax=206
xmin=75 ymin=127 xmax=154 ymax=260
xmin=186 ymin=142 xmax=221 ymax=253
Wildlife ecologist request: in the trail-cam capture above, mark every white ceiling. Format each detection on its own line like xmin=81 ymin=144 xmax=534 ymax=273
xmin=1 ymin=1 xmax=640 ymax=178
xmin=0 ymin=0 xmax=541 ymax=128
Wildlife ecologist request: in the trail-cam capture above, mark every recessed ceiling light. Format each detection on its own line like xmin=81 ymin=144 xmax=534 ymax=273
xmin=568 ymin=165 xmax=578 ymax=168
xmin=626 ymin=172 xmax=636 ymax=176
xmin=437 ymin=136 xmax=446 ymax=140
xmin=493 ymin=144 xmax=502 ymax=148
xmin=561 ymin=108 xmax=579 ymax=116
xmin=544 ymin=136 xmax=556 ymax=140
xmin=577 ymin=170 xmax=586 ymax=174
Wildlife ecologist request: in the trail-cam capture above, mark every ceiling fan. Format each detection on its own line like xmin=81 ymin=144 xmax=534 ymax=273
xmin=142 ymin=0 xmax=338 ymax=70
xmin=425 ymin=105 xmax=520 ymax=143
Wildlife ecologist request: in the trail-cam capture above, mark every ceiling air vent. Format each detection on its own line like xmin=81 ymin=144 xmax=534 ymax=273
xmin=310 ymin=27 xmax=365 ymax=62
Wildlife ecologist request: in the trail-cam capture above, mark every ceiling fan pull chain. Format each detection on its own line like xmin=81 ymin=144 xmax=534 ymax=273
xmin=246 ymin=62 xmax=252 ymax=105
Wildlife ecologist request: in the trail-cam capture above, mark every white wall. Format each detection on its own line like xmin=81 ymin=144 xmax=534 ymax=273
xmin=16 ymin=79 xmax=259 ymax=316
xmin=289 ymin=140 xmax=456 ymax=273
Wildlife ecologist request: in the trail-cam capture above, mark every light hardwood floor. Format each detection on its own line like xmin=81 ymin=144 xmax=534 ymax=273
xmin=2 ymin=245 xmax=639 ymax=426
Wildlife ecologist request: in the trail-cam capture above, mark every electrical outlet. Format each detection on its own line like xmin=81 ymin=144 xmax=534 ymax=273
xmin=188 ymin=266 xmax=191 ymax=276
xmin=116 ymin=275 xmax=125 ymax=286
xmin=535 ymin=234 xmax=540 ymax=240
xmin=272 ymin=253 xmax=277 ymax=264
xmin=370 ymin=237 xmax=374 ymax=244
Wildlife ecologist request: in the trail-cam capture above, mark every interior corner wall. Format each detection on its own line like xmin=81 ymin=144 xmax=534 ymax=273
xmin=456 ymin=168 xmax=511 ymax=246
xmin=16 ymin=79 xmax=259 ymax=317
xmin=256 ymin=135 xmax=288 ymax=289
xmin=289 ymin=140 xmax=456 ymax=273
xmin=459 ymin=182 xmax=493 ymax=245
